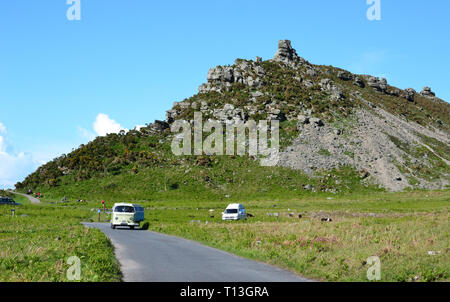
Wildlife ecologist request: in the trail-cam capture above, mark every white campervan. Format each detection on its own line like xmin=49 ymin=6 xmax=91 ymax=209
xmin=222 ymin=203 xmax=247 ymax=221
xmin=111 ymin=203 xmax=145 ymax=230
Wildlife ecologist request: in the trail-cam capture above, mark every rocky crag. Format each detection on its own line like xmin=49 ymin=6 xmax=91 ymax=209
xmin=166 ymin=40 xmax=449 ymax=191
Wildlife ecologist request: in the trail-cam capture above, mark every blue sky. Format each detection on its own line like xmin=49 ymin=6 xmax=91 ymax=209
xmin=0 ymin=0 xmax=449 ymax=188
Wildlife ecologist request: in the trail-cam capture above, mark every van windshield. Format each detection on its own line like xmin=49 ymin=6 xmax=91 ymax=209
xmin=114 ymin=206 xmax=135 ymax=213
xmin=225 ymin=209 xmax=238 ymax=214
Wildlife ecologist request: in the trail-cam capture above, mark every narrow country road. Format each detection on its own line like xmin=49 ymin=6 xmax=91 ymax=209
xmin=83 ymin=222 xmax=312 ymax=282
xmin=8 ymin=190 xmax=41 ymax=204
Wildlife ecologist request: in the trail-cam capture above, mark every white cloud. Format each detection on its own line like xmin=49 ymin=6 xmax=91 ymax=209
xmin=0 ymin=123 xmax=8 ymax=155
xmin=93 ymin=113 xmax=127 ymax=136
xmin=0 ymin=123 xmax=40 ymax=189
xmin=0 ymin=152 xmax=37 ymax=189
xmin=0 ymin=135 xmax=5 ymax=153
xmin=1 ymin=114 xmax=129 ymax=189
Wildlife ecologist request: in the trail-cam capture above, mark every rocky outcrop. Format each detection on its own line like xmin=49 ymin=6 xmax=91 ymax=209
xmin=267 ymin=108 xmax=286 ymax=121
xmin=207 ymin=66 xmax=234 ymax=83
xmin=337 ymin=70 xmax=352 ymax=81
xmin=387 ymin=88 xmax=401 ymax=97
xmin=273 ymin=40 xmax=304 ymax=66
xmin=213 ymin=104 xmax=248 ymax=124
xmin=403 ymin=88 xmax=416 ymax=102
xmin=166 ymin=39 xmax=449 ymax=192
xmin=353 ymin=77 xmax=365 ymax=88
xmin=320 ymin=79 xmax=345 ymax=101
xmin=365 ymin=76 xmax=388 ymax=93
xmin=420 ymin=87 xmax=436 ymax=98
xmin=198 ymin=59 xmax=265 ymax=93
xmin=152 ymin=120 xmax=169 ymax=131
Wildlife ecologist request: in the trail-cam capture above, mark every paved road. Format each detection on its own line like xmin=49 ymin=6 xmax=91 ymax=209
xmin=8 ymin=191 xmax=41 ymax=204
xmin=83 ymin=222 xmax=312 ymax=282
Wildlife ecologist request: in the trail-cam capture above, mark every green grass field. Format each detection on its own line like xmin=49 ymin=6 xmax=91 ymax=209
xmin=1 ymin=190 xmax=448 ymax=282
xmin=140 ymin=190 xmax=450 ymax=282
xmin=0 ymin=200 xmax=121 ymax=282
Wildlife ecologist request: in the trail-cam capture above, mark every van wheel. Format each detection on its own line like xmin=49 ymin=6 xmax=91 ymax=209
xmin=111 ymin=224 xmax=115 ymax=229
xmin=130 ymin=226 xmax=135 ymax=230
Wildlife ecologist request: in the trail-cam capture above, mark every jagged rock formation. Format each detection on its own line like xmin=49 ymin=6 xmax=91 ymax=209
xmin=365 ymin=76 xmax=388 ymax=93
xmin=198 ymin=59 xmax=265 ymax=93
xmin=273 ymin=40 xmax=303 ymax=66
xmin=420 ymin=86 xmax=436 ymax=98
xmin=166 ymin=40 xmax=450 ymax=191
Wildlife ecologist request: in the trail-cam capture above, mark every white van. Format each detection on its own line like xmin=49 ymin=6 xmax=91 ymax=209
xmin=222 ymin=203 xmax=247 ymax=221
xmin=111 ymin=203 xmax=145 ymax=229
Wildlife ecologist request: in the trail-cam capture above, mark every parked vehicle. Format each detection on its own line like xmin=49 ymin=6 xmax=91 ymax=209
xmin=0 ymin=197 xmax=21 ymax=206
xmin=222 ymin=203 xmax=247 ymax=221
xmin=111 ymin=203 xmax=145 ymax=229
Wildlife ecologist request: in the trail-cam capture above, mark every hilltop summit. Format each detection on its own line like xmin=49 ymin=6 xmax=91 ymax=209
xmin=273 ymin=39 xmax=303 ymax=65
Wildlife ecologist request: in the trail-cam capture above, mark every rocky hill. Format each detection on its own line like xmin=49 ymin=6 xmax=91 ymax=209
xmin=17 ymin=40 xmax=449 ymax=196
xmin=166 ymin=40 xmax=449 ymax=191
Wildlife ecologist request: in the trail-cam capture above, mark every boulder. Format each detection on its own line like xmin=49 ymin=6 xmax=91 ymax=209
xmin=267 ymin=108 xmax=286 ymax=121
xmin=310 ymin=117 xmax=324 ymax=127
xmin=320 ymin=79 xmax=344 ymax=101
xmin=213 ymin=104 xmax=247 ymax=124
xmin=200 ymin=101 xmax=209 ymax=111
xmin=337 ymin=71 xmax=352 ymax=81
xmin=273 ymin=40 xmax=301 ymax=65
xmin=420 ymin=87 xmax=436 ymax=98
xmin=166 ymin=109 xmax=178 ymax=123
xmin=244 ymin=76 xmax=263 ymax=88
xmin=297 ymin=115 xmax=310 ymax=125
xmin=251 ymin=91 xmax=264 ymax=98
xmin=387 ymin=88 xmax=401 ymax=97
xmin=153 ymin=120 xmax=169 ymax=131
xmin=403 ymin=88 xmax=416 ymax=102
xmin=303 ymin=80 xmax=315 ymax=88
xmin=366 ymin=76 xmax=387 ymax=92
xmin=199 ymin=60 xmax=265 ymax=93
xmin=353 ymin=77 xmax=365 ymax=88
xmin=198 ymin=83 xmax=221 ymax=94
xmin=306 ymin=68 xmax=317 ymax=77
xmin=207 ymin=66 xmax=234 ymax=83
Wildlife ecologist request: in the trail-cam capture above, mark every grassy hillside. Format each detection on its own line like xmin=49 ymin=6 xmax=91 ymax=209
xmin=18 ymin=154 xmax=383 ymax=203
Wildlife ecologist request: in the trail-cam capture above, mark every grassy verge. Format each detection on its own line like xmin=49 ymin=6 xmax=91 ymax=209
xmin=143 ymin=190 xmax=449 ymax=282
xmin=0 ymin=203 xmax=121 ymax=282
